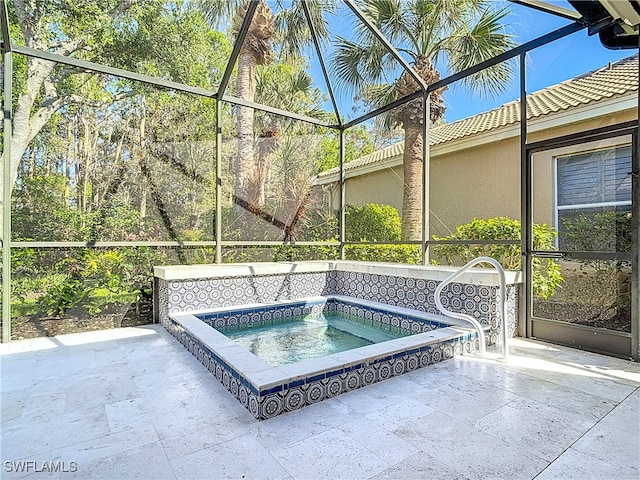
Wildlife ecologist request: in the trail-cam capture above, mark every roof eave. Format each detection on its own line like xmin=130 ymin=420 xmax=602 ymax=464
xmin=313 ymin=92 xmax=637 ymax=185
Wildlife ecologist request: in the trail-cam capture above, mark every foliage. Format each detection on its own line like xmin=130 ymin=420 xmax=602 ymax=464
xmin=345 ymin=204 xmax=402 ymax=242
xmin=330 ymin=0 xmax=515 ymax=108
xmin=255 ymin=62 xmax=329 ymax=122
xmin=5 ymin=0 xmax=230 ymax=243
xmin=272 ymin=204 xmax=419 ymax=264
xmin=36 ymin=255 xmax=97 ymax=316
xmin=432 ymin=217 xmax=563 ymax=299
xmin=11 ymin=246 xmax=169 ymax=317
xmin=315 ymin=126 xmax=375 ymax=173
xmin=553 ymin=210 xmax=632 ymax=322
xmin=330 ymin=0 xmax=515 ymax=240
xmin=560 ymin=210 xmax=633 ymax=252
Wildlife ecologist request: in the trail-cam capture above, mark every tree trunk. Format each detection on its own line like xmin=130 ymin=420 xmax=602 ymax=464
xmin=65 ymin=121 xmax=74 ymax=204
xmin=232 ymin=0 xmax=274 ymax=214
xmin=394 ymin=55 xmax=446 ymax=242
xmin=78 ymin=118 xmax=92 ymax=214
xmin=138 ymin=100 xmax=148 ymax=224
xmin=257 ymin=132 xmax=279 ymax=206
xmin=0 ymin=0 xmax=132 ymax=233
xmin=236 ymin=51 xmax=258 ymax=206
xmin=401 ymin=124 xmax=424 ymax=241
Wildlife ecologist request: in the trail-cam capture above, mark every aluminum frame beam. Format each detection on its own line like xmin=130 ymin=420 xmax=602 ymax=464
xmin=509 ymin=0 xmax=582 ymax=21
xmin=13 ymin=46 xmax=215 ymax=98
xmin=2 ymin=50 xmax=12 ymax=343
xmin=1 ymin=0 xmax=11 ymax=52
xmin=215 ymin=99 xmax=223 ymax=264
xmin=221 ymin=94 xmax=336 ymax=128
xmin=216 ymin=0 xmax=259 ymax=99
xmin=301 ymin=1 xmax=342 ymax=127
xmin=633 ymin=40 xmax=640 ymax=361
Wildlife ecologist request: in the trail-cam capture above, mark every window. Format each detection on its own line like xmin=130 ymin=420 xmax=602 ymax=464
xmin=556 ymin=145 xmax=632 ymax=252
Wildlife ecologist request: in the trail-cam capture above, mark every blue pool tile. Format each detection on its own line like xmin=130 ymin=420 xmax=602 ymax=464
xmin=287 ymin=379 xmax=304 ymax=389
xmin=306 ymin=373 xmax=325 ymax=383
xmin=260 ymin=385 xmax=283 ymax=395
xmin=326 ymin=368 xmax=344 ymax=378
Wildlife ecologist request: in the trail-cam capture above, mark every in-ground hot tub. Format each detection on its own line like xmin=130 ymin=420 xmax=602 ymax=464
xmin=154 ymin=261 xmax=522 ymax=419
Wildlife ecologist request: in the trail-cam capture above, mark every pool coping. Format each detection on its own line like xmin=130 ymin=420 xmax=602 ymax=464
xmin=168 ymin=295 xmax=487 ymax=419
xmin=155 ymin=260 xmax=523 ymax=285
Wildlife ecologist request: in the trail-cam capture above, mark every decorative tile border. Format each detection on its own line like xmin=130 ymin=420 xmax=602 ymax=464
xmin=334 ymin=271 xmax=519 ymax=340
xmin=165 ymin=272 xmax=332 ymax=312
xmin=162 ymin=299 xmax=482 ymax=420
xmin=158 ymin=268 xmax=518 ymax=341
xmin=154 ymin=262 xmax=521 ymax=419
xmin=196 ymin=297 xmax=447 ymax=335
xmin=255 ymin=336 xmax=476 ymax=420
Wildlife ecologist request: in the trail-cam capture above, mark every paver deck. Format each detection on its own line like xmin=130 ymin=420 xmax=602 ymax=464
xmin=1 ymin=325 xmax=638 ymax=479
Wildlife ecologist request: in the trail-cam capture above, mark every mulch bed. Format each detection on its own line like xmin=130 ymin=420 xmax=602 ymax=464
xmin=10 ymin=298 xmax=154 ymax=341
xmin=533 ymin=300 xmax=631 ymax=332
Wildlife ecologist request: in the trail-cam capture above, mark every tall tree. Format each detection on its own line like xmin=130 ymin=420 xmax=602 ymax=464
xmin=332 ymin=0 xmax=515 ymax=240
xmin=3 ymin=0 xmax=229 ymax=235
xmin=3 ymin=0 xmax=136 ymax=233
xmin=202 ymin=0 xmax=333 ymax=209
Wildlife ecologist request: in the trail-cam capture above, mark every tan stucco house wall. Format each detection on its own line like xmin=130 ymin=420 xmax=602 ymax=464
xmin=315 ymin=56 xmax=637 ymax=237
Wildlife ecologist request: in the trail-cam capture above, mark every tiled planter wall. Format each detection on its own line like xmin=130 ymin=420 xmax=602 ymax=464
xmin=156 ymin=262 xmax=520 ymax=343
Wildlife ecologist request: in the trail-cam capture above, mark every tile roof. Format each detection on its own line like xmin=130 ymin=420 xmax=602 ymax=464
xmin=317 ymin=54 xmax=638 ymax=180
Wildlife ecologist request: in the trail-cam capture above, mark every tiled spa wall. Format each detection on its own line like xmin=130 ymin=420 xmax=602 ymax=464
xmin=197 ymin=297 xmax=448 ymax=334
xmin=163 ymin=309 xmax=479 ymax=420
xmin=155 ymin=262 xmax=521 ymax=344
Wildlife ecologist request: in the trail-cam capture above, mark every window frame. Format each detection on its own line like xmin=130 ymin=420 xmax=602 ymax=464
xmin=554 ymin=143 xmax=633 ymax=249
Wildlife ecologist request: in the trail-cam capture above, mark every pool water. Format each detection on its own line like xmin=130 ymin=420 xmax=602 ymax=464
xmin=218 ymin=313 xmax=414 ymax=367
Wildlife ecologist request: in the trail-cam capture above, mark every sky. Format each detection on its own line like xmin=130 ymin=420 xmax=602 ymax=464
xmin=442 ymin=0 xmax=632 ymax=123
xmin=310 ymin=0 xmax=634 ymax=125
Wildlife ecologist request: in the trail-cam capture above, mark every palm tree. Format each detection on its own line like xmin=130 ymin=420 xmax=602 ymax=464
xmin=332 ymin=0 xmax=515 ymax=241
xmin=202 ymin=0 xmax=333 ymax=209
xmin=254 ymin=63 xmax=329 ymax=206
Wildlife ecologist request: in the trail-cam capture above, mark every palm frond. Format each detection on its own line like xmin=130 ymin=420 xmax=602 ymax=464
xmin=361 ymin=0 xmax=407 ymax=44
xmin=199 ymin=0 xmax=243 ymax=27
xmin=274 ymin=0 xmax=335 ymax=61
xmin=362 ymin=83 xmax=397 ymax=110
xmin=331 ymin=36 xmax=384 ymax=95
xmin=446 ymin=7 xmax=516 ymax=97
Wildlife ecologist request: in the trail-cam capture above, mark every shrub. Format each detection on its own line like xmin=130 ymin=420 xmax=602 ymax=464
xmin=273 ymin=204 xmax=419 ymax=264
xmin=560 ymin=210 xmax=632 ymax=252
xmin=432 ymin=217 xmax=563 ymax=299
xmin=345 ymin=204 xmax=401 ymax=241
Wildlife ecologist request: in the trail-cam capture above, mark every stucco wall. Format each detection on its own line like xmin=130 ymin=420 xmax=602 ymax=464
xmin=430 ymin=136 xmax=520 ymax=236
xmin=325 ymin=106 xmax=636 ymax=235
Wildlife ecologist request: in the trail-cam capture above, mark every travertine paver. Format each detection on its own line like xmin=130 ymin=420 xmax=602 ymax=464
xmin=1 ymin=325 xmax=638 ymax=480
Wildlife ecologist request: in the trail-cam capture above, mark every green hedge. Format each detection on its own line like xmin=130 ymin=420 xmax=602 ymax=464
xmin=432 ymin=217 xmax=563 ymax=299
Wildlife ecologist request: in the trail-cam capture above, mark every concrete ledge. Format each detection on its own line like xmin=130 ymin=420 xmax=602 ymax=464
xmin=154 ymin=260 xmax=522 ymax=286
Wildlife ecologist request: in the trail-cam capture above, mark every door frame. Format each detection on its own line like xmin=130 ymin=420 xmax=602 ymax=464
xmin=523 ymin=121 xmax=639 ymax=360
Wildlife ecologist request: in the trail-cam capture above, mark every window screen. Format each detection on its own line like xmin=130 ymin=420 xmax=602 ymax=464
xmin=557 ymin=146 xmax=632 ymax=207
xmin=556 ymin=145 xmax=633 ymax=252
